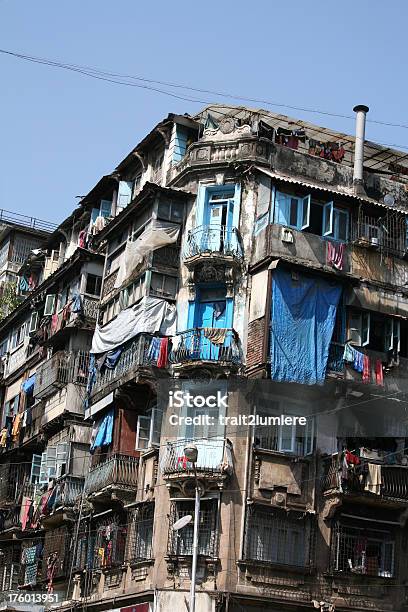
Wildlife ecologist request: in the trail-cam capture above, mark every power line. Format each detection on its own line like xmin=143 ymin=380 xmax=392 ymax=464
xmin=2 ymin=48 xmax=408 ymax=134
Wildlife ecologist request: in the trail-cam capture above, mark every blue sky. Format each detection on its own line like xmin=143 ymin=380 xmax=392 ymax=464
xmin=1 ymin=0 xmax=407 ymax=223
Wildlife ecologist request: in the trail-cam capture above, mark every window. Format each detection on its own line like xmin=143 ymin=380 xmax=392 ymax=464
xmin=44 ymin=294 xmax=57 ymax=316
xmin=254 ymin=400 xmax=314 ymax=456
xmin=0 ymin=339 xmax=8 ymax=357
xmin=135 ymin=404 xmax=163 ymax=450
xmin=348 ymin=311 xmax=400 ymax=352
xmin=133 ymin=173 xmax=142 ymax=195
xmin=331 ymin=520 xmax=395 ymax=577
xmin=121 ymin=275 xmax=145 ymax=309
xmin=30 ymin=454 xmax=42 ymax=485
xmin=150 ymin=272 xmax=177 ymax=299
xmin=29 ymin=312 xmax=39 ymax=334
xmin=85 ymin=274 xmax=102 ymax=297
xmin=117 ymin=180 xmax=134 ymax=209
xmin=168 ymin=499 xmax=218 ymax=557
xmin=348 ymin=311 xmax=370 ymax=346
xmin=323 ymin=202 xmax=349 ymax=241
xmin=38 ymin=443 xmax=69 ymax=484
xmin=245 ymin=508 xmax=312 ymax=568
xmin=91 ymin=199 xmax=112 ymax=224
xmin=157 ymin=199 xmax=184 ymax=223
xmin=93 ymin=515 xmax=127 ymax=569
xmin=273 ymin=191 xmax=311 ymax=230
xmin=127 ymin=503 xmax=154 ymax=561
xmin=10 ymin=323 xmax=26 ymax=350
xmin=2 ymin=395 xmax=19 ymax=427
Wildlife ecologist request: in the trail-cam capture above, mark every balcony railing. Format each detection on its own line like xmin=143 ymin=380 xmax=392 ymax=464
xmin=85 ymin=454 xmax=138 ymax=496
xmin=89 ymin=329 xmax=241 ymax=400
xmin=3 ymin=506 xmax=21 ymax=531
xmin=321 ymin=454 xmax=408 ymax=501
xmin=42 ymin=475 xmax=85 ymax=516
xmin=183 ymin=225 xmax=243 ymax=261
xmin=90 ymin=334 xmax=152 ymax=398
xmin=34 ymin=350 xmax=90 ymax=399
xmin=0 ymin=464 xmax=30 ymax=505
xmin=169 ymin=328 xmax=241 ymax=365
xmin=161 ymin=438 xmax=233 ymax=477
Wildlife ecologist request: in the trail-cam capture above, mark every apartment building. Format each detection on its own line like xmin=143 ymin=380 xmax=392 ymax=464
xmin=1 ymin=104 xmax=408 ymax=612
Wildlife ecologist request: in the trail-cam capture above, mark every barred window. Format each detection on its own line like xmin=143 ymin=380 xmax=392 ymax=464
xmin=72 ymin=521 xmax=94 ymax=572
xmin=244 ymin=507 xmax=314 ymax=568
xmin=126 ymin=503 xmax=154 ymax=562
xmin=168 ymin=499 xmax=218 ymax=557
xmin=41 ymin=526 xmax=71 ymax=581
xmin=330 ymin=519 xmax=395 ymax=578
xmin=93 ymin=514 xmax=127 ymax=569
xmin=0 ymin=544 xmax=20 ymax=592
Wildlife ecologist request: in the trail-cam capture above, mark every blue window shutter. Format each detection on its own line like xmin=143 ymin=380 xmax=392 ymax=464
xmin=232 ymin=183 xmax=241 ymax=229
xmin=91 ymin=208 xmax=99 ymax=224
xmin=117 ymin=181 xmax=133 ymax=208
xmin=323 ymin=201 xmax=334 ymax=236
xmin=100 ymin=200 xmax=112 ymax=218
xmin=173 ymin=125 xmax=188 ymax=164
xmin=301 ymin=195 xmax=311 ymax=230
xmin=275 ymin=192 xmax=289 ymax=225
xmin=195 ymin=184 xmax=207 ymax=227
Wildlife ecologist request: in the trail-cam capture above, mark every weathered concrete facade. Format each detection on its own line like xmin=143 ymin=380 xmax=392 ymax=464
xmin=0 ymin=105 xmax=408 ymax=612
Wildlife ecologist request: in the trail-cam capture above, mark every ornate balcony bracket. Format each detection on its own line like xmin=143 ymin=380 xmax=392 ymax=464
xmin=187 ymin=262 xmax=237 ymax=300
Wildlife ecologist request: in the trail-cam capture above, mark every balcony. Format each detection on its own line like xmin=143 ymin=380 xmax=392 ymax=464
xmin=161 ymin=438 xmax=233 ymax=482
xmin=89 ymin=334 xmax=153 ymax=401
xmin=85 ymin=453 xmax=138 ymax=500
xmin=321 ymin=454 xmax=408 ymax=503
xmin=1 ymin=506 xmax=21 ymax=532
xmin=183 ymin=225 xmax=243 ymax=267
xmin=170 ymin=328 xmax=241 ymax=368
xmin=170 ymin=135 xmax=273 ymax=183
xmin=253 ymin=223 xmax=352 ymax=274
xmin=41 ymin=475 xmax=85 ymax=520
xmin=34 ymin=350 xmax=89 ymax=399
xmin=0 ymin=464 xmax=31 ymax=506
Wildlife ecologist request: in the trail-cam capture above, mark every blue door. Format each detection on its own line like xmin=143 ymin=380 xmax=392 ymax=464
xmin=203 ymin=189 xmax=235 ymax=254
xmin=195 ymin=290 xmax=227 ymax=360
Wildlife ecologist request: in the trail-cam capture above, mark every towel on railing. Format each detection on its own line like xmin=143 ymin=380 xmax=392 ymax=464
xmin=203 ymin=328 xmax=227 ymax=345
xmin=147 ymin=337 xmax=161 ymax=361
xmin=365 ymin=463 xmax=382 ymax=495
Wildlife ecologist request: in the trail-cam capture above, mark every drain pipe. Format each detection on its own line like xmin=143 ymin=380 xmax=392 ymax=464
xmin=352 ymin=104 xmax=369 ymax=195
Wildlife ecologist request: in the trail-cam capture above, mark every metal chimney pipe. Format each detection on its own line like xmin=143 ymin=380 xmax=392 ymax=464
xmin=353 ymin=104 xmax=369 ymax=194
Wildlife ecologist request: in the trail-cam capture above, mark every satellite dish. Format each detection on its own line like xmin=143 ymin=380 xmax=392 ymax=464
xmin=172 ymin=514 xmax=192 ymax=531
xmin=384 ymin=194 xmax=395 ymax=206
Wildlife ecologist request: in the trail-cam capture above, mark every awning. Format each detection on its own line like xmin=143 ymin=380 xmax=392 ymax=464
xmin=255 ymin=166 xmax=408 ymax=214
xmin=346 ymin=285 xmax=408 ymax=318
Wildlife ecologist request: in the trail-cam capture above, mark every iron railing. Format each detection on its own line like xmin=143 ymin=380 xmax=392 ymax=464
xmin=34 ymin=350 xmax=90 ymax=399
xmin=0 ymin=463 xmax=31 ymax=505
xmin=82 ymin=295 xmax=99 ymax=319
xmin=90 ymin=334 xmax=151 ymax=398
xmin=85 ymin=454 xmax=138 ymax=495
xmin=42 ymin=475 xmax=85 ymax=515
xmin=0 ymin=208 xmax=57 ymax=232
xmin=161 ymin=438 xmax=233 ymax=477
xmin=351 ymin=211 xmax=407 ymax=257
xmin=170 ymin=328 xmax=241 ymax=365
xmin=183 ymin=225 xmax=243 ymax=260
xmin=3 ymin=506 xmax=21 ymax=531
xmin=321 ymin=455 xmax=408 ymax=501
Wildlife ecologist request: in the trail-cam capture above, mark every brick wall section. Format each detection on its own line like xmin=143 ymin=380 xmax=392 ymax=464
xmin=247 ymin=316 xmax=267 ymax=370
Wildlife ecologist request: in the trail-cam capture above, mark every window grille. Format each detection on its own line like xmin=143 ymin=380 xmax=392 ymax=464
xmin=167 ymin=499 xmax=218 ymax=557
xmin=41 ymin=526 xmax=71 ymax=581
xmin=330 ymin=520 xmax=395 ymax=578
xmin=126 ymin=502 xmax=154 ymax=561
xmin=92 ymin=514 xmax=127 ymax=569
xmin=244 ymin=507 xmax=314 ymax=568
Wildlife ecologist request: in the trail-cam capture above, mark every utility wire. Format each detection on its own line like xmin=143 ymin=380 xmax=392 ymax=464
xmin=1 ymin=48 xmax=408 ymax=132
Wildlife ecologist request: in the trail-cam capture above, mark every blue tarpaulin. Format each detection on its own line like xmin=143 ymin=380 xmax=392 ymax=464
xmin=90 ymin=408 xmax=114 ymax=453
xmin=22 ymin=375 xmax=36 ymax=394
xmin=270 ymin=268 xmax=342 ymax=385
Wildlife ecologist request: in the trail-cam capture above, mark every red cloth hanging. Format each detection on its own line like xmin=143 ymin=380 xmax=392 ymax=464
xmin=157 ymin=337 xmax=169 ymax=368
xmin=375 ymin=359 xmax=384 ymax=386
xmin=362 ymin=355 xmax=370 ymax=383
